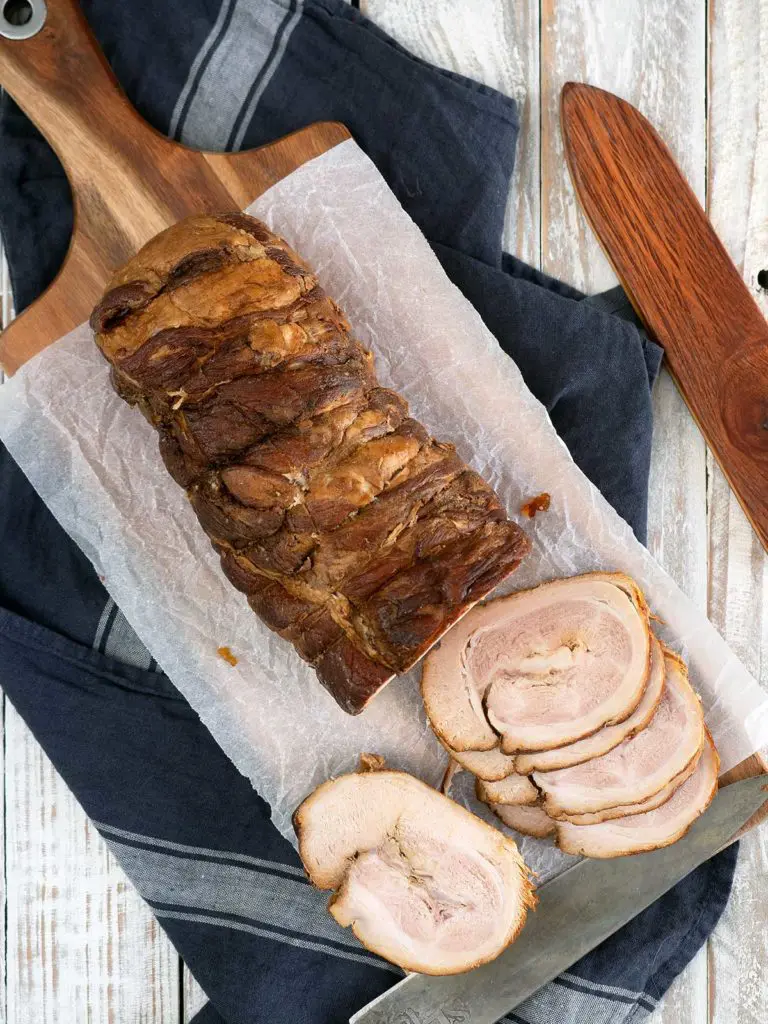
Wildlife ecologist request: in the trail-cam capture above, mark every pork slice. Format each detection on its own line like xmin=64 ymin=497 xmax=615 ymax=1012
xmin=493 ymin=803 xmax=556 ymax=839
xmin=516 ymin=635 xmax=665 ymax=774
xmin=560 ymin=745 xmax=702 ymax=825
xmin=534 ymin=650 xmax=704 ymax=818
xmin=442 ymin=744 xmax=517 ymax=782
xmin=483 ymin=575 xmax=651 ymax=753
xmin=557 ymin=731 xmax=719 ymax=857
xmin=421 ymin=573 xmax=650 ymax=756
xmin=476 ymin=774 xmax=539 ymax=807
xmin=294 ymin=768 xmax=535 ymax=974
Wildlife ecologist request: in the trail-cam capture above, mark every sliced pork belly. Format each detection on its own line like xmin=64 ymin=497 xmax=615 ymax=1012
xmin=444 ymin=744 xmax=517 ymax=781
xmin=561 ymin=747 xmax=702 ymax=825
xmin=294 ymin=766 xmax=535 ymax=974
xmin=557 ymin=732 xmax=719 ymax=857
xmin=477 ymin=774 xmax=539 ymax=807
xmin=534 ymin=651 xmax=704 ymax=819
xmin=484 ymin=575 xmax=651 ymax=753
xmin=515 ymin=636 xmax=665 ymax=774
xmin=493 ymin=803 xmax=556 ymax=839
xmin=422 ymin=572 xmax=650 ymax=755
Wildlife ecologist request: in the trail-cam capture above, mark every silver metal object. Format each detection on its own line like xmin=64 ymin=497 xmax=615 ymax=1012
xmin=351 ymin=774 xmax=768 ymax=1024
xmin=0 ymin=0 xmax=46 ymax=41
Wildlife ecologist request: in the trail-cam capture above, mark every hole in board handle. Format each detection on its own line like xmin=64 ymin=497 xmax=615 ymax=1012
xmin=758 ymin=269 xmax=768 ymax=291
xmin=0 ymin=0 xmax=45 ymax=39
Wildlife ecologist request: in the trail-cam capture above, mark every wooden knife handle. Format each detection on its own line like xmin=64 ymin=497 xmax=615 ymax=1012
xmin=561 ymin=82 xmax=768 ymax=554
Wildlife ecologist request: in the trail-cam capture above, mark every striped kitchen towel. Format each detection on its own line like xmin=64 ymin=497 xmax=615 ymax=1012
xmin=0 ymin=1 xmax=735 ymax=1022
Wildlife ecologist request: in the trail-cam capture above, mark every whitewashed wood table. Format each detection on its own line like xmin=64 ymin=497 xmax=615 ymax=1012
xmin=0 ymin=0 xmax=766 ymax=1020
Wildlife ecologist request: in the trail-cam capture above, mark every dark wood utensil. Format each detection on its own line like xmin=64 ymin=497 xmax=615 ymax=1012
xmin=561 ymin=82 xmax=768 ymax=555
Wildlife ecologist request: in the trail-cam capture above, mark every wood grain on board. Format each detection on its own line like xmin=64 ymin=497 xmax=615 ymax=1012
xmin=0 ymin=0 xmax=349 ymax=374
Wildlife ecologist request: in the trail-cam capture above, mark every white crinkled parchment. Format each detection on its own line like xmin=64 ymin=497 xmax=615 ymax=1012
xmin=1 ymin=139 xmax=766 ymax=883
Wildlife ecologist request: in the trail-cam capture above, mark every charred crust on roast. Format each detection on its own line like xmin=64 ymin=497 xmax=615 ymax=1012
xmin=90 ymin=282 xmax=156 ymax=333
xmin=215 ymin=212 xmax=276 ymax=243
xmin=91 ymin=213 xmax=529 ymax=713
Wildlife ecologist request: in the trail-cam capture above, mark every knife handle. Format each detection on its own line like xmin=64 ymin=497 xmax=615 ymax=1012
xmin=561 ymin=83 xmax=768 ymax=554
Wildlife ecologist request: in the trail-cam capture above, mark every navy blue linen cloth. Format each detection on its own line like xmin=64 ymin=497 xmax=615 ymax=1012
xmin=0 ymin=1 xmax=736 ymax=1022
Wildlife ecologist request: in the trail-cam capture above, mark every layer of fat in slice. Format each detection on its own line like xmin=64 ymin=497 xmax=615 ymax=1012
xmin=481 ymin=574 xmax=650 ymax=753
xmin=557 ymin=731 xmax=719 ymax=858
xmin=422 ymin=619 xmax=500 ymax=754
xmin=446 ymin=744 xmax=517 ymax=781
xmin=476 ymin=773 xmax=539 ymax=807
xmin=535 ymin=651 xmax=704 ymax=818
xmin=516 ymin=635 xmax=665 ymax=774
xmin=493 ymin=802 xmax=555 ymax=839
xmin=560 ymin=744 xmax=702 ymax=825
xmin=294 ymin=768 xmax=535 ymax=975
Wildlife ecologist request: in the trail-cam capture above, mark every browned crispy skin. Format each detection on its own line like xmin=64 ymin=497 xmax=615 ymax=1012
xmin=91 ymin=213 xmax=529 ymax=712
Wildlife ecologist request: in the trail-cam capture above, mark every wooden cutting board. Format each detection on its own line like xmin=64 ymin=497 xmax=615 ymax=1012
xmin=0 ymin=0 xmax=350 ymax=373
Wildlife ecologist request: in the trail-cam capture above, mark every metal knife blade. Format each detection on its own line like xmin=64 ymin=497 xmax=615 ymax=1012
xmin=351 ymin=774 xmax=768 ymax=1024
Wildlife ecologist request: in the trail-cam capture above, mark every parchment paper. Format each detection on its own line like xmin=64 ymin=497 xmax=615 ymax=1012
xmin=1 ymin=139 xmax=767 ymax=882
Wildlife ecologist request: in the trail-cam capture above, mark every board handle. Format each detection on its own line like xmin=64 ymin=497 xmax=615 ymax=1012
xmin=0 ymin=0 xmax=236 ymax=256
xmin=0 ymin=0 xmax=241 ymax=370
xmin=0 ymin=0 xmax=350 ymax=372
xmin=0 ymin=0 xmax=151 ymax=161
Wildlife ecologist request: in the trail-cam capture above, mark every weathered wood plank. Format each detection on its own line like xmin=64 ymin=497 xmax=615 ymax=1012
xmin=183 ymin=970 xmax=208 ymax=1023
xmin=706 ymin=1 xmax=768 ymax=1022
xmin=540 ymin=3 xmax=708 ymax=1022
xmin=4 ymin=709 xmax=180 ymax=1022
xmin=361 ymin=0 xmax=540 ymax=263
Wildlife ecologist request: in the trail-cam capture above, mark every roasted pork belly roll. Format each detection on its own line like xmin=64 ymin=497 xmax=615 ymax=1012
xmin=294 ymin=765 xmax=535 ymax=974
xmin=92 ymin=213 xmax=530 ymax=714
